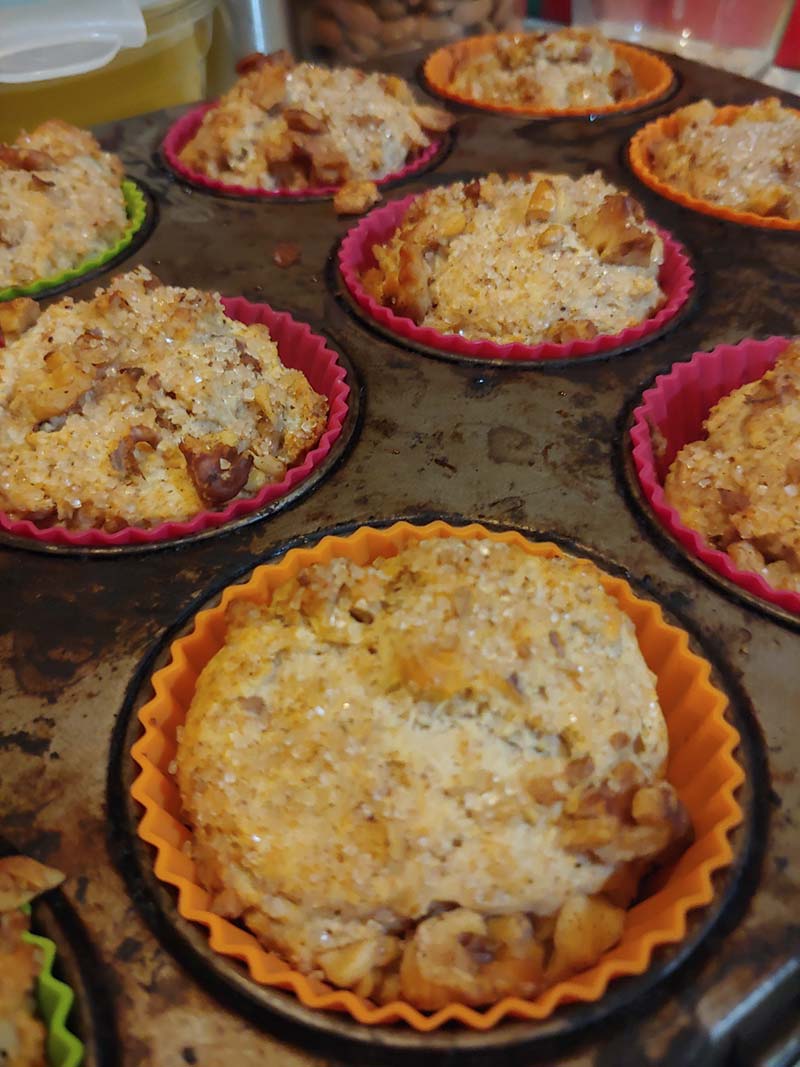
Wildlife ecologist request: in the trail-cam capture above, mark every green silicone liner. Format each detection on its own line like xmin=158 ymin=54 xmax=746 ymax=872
xmin=21 ymin=908 xmax=84 ymax=1067
xmin=0 ymin=179 xmax=146 ymax=302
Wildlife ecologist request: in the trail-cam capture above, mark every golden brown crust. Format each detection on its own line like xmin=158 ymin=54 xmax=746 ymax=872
xmin=0 ymin=120 xmax=127 ymax=290
xmin=449 ymin=28 xmax=638 ymax=110
xmin=179 ymin=54 xmax=451 ymax=192
xmin=664 ymin=341 xmax=800 ymax=592
xmin=334 ymin=179 xmax=381 ymax=215
xmin=0 ymin=858 xmax=62 ymax=1066
xmin=363 ymin=171 xmax=664 ymax=344
xmin=0 ymin=267 xmax=329 ymax=530
xmin=0 ymin=857 xmax=64 ymax=913
xmin=177 ymin=539 xmax=688 ymax=1008
xmin=0 ymin=298 xmax=39 ymax=344
xmin=647 ymin=98 xmax=800 ymax=220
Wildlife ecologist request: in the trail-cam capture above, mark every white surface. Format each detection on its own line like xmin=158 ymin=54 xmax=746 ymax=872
xmin=0 ymin=0 xmax=146 ymax=83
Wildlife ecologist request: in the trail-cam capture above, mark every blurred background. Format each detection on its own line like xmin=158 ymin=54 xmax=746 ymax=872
xmin=0 ymin=0 xmax=798 ymax=139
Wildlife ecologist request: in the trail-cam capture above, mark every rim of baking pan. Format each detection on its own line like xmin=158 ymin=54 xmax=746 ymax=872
xmin=107 ymin=515 xmax=767 ymax=1063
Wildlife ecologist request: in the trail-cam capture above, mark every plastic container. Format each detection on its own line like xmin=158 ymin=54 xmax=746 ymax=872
xmin=0 ymin=0 xmax=214 ymax=142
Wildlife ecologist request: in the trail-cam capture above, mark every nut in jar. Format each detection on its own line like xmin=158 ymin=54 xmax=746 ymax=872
xmin=294 ymin=0 xmax=524 ymax=63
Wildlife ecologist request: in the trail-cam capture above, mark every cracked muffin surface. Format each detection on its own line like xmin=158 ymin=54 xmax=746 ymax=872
xmin=646 ymin=97 xmax=800 ymax=220
xmin=361 ymin=171 xmax=665 ymax=345
xmin=179 ymin=51 xmax=452 ymax=191
xmin=177 ymin=538 xmax=689 ymax=1009
xmin=0 ymin=119 xmax=128 ymax=290
xmin=665 ymin=341 xmax=800 ymax=593
xmin=447 ymin=28 xmax=637 ymax=110
xmin=0 ymin=267 xmax=328 ymax=531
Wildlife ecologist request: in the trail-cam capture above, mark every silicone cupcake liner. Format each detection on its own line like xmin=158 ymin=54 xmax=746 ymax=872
xmin=338 ymin=194 xmax=694 ymax=363
xmin=0 ymin=180 xmax=147 ymax=303
xmin=0 ymin=299 xmax=349 ymax=547
xmin=631 ymin=336 xmax=800 ymax=615
xmin=22 ymin=909 xmax=85 ymax=1067
xmin=424 ymin=35 xmax=674 ymax=118
xmin=629 ymin=105 xmax=800 ymax=230
xmin=162 ymin=103 xmax=445 ymax=200
xmin=131 ymin=519 xmax=744 ymax=1032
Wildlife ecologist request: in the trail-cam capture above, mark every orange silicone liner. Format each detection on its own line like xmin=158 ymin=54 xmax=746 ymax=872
xmin=629 ymin=104 xmax=800 ymax=230
xmin=131 ymin=520 xmax=744 ymax=1032
xmin=424 ymin=34 xmax=674 ymax=118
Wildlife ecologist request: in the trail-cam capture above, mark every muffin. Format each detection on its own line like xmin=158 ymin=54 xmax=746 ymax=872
xmin=644 ymin=98 xmax=800 ymax=221
xmin=0 ymin=267 xmax=329 ymax=532
xmin=0 ymin=856 xmax=64 ymax=1067
xmin=360 ymin=171 xmax=666 ymax=345
xmin=664 ymin=340 xmax=800 ymax=594
xmin=0 ymin=119 xmax=129 ymax=291
xmin=446 ymin=28 xmax=637 ymax=110
xmin=177 ymin=538 xmax=690 ymax=1010
xmin=178 ymin=50 xmax=453 ymax=192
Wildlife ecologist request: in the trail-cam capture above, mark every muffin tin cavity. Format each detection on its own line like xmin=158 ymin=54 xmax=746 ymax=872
xmin=113 ymin=519 xmax=764 ymax=1059
xmin=0 ymin=312 xmax=360 ymax=556
xmin=162 ymin=104 xmax=454 ymax=203
xmin=0 ymin=178 xmax=157 ymax=305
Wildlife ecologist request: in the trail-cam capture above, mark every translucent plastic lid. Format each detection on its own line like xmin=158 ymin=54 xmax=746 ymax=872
xmin=0 ymin=0 xmax=148 ymax=83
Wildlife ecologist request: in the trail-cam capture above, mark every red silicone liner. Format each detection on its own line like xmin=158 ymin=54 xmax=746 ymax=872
xmin=338 ymin=193 xmax=694 ymax=362
xmin=0 ymin=298 xmax=350 ymax=547
xmin=631 ymin=336 xmax=800 ymax=615
xmin=163 ymin=103 xmax=445 ymax=200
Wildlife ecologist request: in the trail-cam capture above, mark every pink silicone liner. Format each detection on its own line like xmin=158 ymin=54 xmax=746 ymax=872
xmin=631 ymin=336 xmax=800 ymax=614
xmin=0 ymin=298 xmax=350 ymax=547
xmin=163 ymin=103 xmax=445 ymax=200
xmin=338 ymin=193 xmax=695 ymax=362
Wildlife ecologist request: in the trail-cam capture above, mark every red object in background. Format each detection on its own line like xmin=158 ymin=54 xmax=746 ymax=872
xmin=541 ymin=0 xmax=571 ymax=19
xmin=776 ymin=0 xmax=800 ymax=67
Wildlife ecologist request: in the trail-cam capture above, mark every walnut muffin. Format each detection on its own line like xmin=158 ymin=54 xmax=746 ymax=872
xmin=665 ymin=342 xmax=800 ymax=594
xmin=0 ymin=857 xmax=64 ymax=1067
xmin=177 ymin=538 xmax=689 ymax=1010
xmin=0 ymin=119 xmax=128 ymax=290
xmin=179 ymin=51 xmax=453 ymax=191
xmin=645 ymin=98 xmax=800 ymax=221
xmin=361 ymin=171 xmax=665 ymax=345
xmin=447 ymin=28 xmax=637 ymax=110
xmin=0 ymin=267 xmax=328 ymax=531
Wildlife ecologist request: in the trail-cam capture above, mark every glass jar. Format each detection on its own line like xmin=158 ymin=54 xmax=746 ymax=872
xmin=290 ymin=0 xmax=524 ymax=64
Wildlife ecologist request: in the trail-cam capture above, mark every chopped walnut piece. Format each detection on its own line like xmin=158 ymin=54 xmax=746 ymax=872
xmin=0 ymin=297 xmax=40 ymax=343
xmin=235 ymin=49 xmax=293 ymax=76
xmin=110 ymin=425 xmax=160 ymax=476
xmin=273 ymin=241 xmax=302 ymax=268
xmin=546 ymin=319 xmax=598 ymax=343
xmin=334 ymin=180 xmax=381 ymax=216
xmin=179 ymin=440 xmax=254 ymax=506
xmin=411 ymin=105 xmax=455 ymax=134
xmin=526 ymin=178 xmax=557 ymax=222
xmin=575 ymin=193 xmax=656 ymax=267
xmin=284 ymin=108 xmax=326 ymax=134
xmin=0 ymin=856 xmax=64 ymax=912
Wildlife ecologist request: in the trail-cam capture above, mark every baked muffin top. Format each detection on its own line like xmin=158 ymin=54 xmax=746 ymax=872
xmin=177 ymin=538 xmax=687 ymax=1008
xmin=179 ymin=51 xmax=452 ymax=190
xmin=0 ymin=119 xmax=128 ymax=290
xmin=665 ymin=341 xmax=800 ymax=593
xmin=362 ymin=171 xmax=665 ymax=345
xmin=447 ymin=28 xmax=637 ymax=110
xmin=0 ymin=267 xmax=328 ymax=531
xmin=646 ymin=97 xmax=800 ymax=220
xmin=0 ymin=856 xmax=64 ymax=1067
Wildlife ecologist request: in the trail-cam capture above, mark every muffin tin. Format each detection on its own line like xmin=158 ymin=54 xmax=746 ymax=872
xmin=0 ymin=44 xmax=798 ymax=1067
